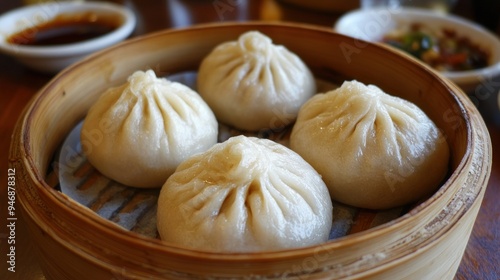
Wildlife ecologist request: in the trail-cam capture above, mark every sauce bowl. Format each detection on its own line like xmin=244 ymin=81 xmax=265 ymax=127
xmin=0 ymin=1 xmax=135 ymax=73
xmin=334 ymin=8 xmax=500 ymax=123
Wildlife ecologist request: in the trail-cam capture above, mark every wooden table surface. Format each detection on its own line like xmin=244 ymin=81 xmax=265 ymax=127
xmin=1 ymin=0 xmax=499 ymax=279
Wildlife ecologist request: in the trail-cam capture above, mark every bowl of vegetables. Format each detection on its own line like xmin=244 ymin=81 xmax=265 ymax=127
xmin=334 ymin=8 xmax=500 ymax=123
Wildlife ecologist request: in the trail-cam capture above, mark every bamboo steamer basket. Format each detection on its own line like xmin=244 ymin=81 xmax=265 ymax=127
xmin=9 ymin=22 xmax=492 ymax=279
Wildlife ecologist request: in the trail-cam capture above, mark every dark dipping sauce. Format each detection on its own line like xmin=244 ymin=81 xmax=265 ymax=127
xmin=7 ymin=12 xmax=122 ymax=46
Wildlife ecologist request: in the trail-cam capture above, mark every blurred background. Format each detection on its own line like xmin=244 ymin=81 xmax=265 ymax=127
xmin=0 ymin=1 xmax=499 ymax=280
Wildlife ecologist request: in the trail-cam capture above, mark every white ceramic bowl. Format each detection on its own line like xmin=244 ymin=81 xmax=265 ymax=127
xmin=0 ymin=2 xmax=135 ymax=73
xmin=334 ymin=8 xmax=500 ymax=116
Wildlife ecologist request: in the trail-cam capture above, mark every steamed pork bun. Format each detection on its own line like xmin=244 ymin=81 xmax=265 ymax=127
xmin=157 ymin=136 xmax=333 ymax=252
xmin=290 ymin=80 xmax=450 ymax=209
xmin=197 ymin=31 xmax=316 ymax=131
xmin=81 ymin=70 xmax=218 ymax=188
